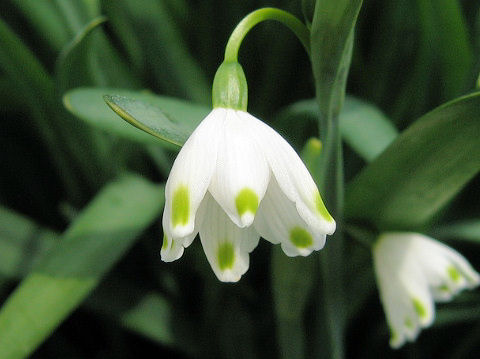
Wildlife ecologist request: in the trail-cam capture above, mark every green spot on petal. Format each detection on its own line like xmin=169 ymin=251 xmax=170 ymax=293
xmin=314 ymin=191 xmax=333 ymax=222
xmin=438 ymin=284 xmax=450 ymax=292
xmin=235 ymin=188 xmax=258 ymax=217
xmin=289 ymin=227 xmax=313 ymax=248
xmin=412 ymin=298 xmax=427 ymax=319
xmin=389 ymin=327 xmax=398 ymax=342
xmin=218 ymin=242 xmax=235 ymax=271
xmin=404 ymin=317 xmax=414 ymax=329
xmin=162 ymin=234 xmax=168 ymax=250
xmin=447 ymin=265 xmax=462 ymax=283
xmin=172 ymin=185 xmax=189 ymax=227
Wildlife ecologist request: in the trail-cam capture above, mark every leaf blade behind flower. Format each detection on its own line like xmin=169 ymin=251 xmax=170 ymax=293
xmin=346 ymin=92 xmax=480 ymax=230
xmin=276 ymin=97 xmax=398 ymax=162
xmin=104 ymin=95 xmax=190 ymax=147
xmin=64 ymin=87 xmax=209 ymax=147
xmin=0 ymin=175 xmax=163 ymax=359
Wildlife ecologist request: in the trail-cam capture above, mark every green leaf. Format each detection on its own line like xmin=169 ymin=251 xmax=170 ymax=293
xmin=311 ymin=0 xmax=362 ymax=188
xmin=341 ymin=97 xmax=398 ymax=162
xmin=301 ymin=0 xmax=316 ymax=26
xmin=85 ymin=276 xmax=196 ymax=352
xmin=384 ymin=0 xmax=472 ymax=124
xmin=63 ymin=87 xmax=209 ymax=147
xmin=428 ymin=0 xmax=473 ymax=100
xmin=0 ymin=207 xmax=191 ymax=350
xmin=346 ymin=92 xmax=480 ymax=230
xmin=432 ymin=220 xmax=480 ymax=243
xmin=52 ymin=0 xmax=101 ymax=34
xmin=104 ymin=95 xmax=194 ymax=147
xmin=0 ymin=174 xmax=164 ymax=359
xmin=277 ymin=97 xmax=398 ymax=162
xmin=55 ymin=16 xmax=107 ymax=93
xmin=9 ymin=0 xmax=71 ymax=51
xmin=0 ymin=17 xmax=54 ymax=108
xmin=55 ymin=14 xmax=139 ymax=93
xmin=101 ymin=0 xmax=144 ymax=72
xmin=0 ymin=16 xmax=85 ymax=200
xmin=103 ymin=0 xmax=210 ymax=103
xmin=0 ymin=206 xmax=56 ymax=279
xmin=310 ymin=2 xmax=363 ymax=358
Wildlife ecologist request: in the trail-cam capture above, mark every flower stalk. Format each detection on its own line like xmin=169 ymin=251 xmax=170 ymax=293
xmin=223 ymin=7 xmax=311 ymax=63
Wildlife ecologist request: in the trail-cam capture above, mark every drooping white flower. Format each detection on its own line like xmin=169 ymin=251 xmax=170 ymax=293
xmin=373 ymin=232 xmax=480 ymax=348
xmin=161 ymin=107 xmax=335 ymax=282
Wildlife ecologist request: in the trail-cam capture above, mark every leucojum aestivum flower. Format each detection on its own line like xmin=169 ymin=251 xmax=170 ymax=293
xmin=161 ymin=9 xmax=335 ymax=282
xmin=156 ymin=6 xmax=480 ymax=349
xmin=373 ymin=232 xmax=480 ymax=348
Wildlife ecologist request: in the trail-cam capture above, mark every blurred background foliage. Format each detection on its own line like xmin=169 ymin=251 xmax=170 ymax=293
xmin=0 ymin=0 xmax=480 ymax=358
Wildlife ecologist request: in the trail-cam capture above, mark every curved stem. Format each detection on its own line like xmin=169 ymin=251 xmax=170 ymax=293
xmin=224 ymin=7 xmax=310 ymax=63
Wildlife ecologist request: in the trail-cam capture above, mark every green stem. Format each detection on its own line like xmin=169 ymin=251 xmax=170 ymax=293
xmin=224 ymin=7 xmax=310 ymax=63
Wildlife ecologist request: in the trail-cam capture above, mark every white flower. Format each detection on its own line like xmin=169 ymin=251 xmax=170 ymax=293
xmin=373 ymin=232 xmax=480 ymax=349
xmin=161 ymin=108 xmax=335 ymax=282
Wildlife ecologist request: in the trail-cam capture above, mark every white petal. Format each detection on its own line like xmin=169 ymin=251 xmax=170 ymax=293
xmin=373 ymin=234 xmax=435 ymax=349
xmin=413 ymin=234 xmax=480 ymax=299
xmin=374 ymin=274 xmax=419 ymax=349
xmin=243 ymin=112 xmax=335 ymax=235
xmin=208 ymin=110 xmax=270 ymax=227
xmin=374 ymin=232 xmax=480 ymax=349
xmin=254 ymin=177 xmax=326 ymax=257
xmin=160 ymin=234 xmax=187 ymax=262
xmin=198 ymin=193 xmax=260 ymax=282
xmin=161 ymin=196 xmax=208 ymax=262
xmin=163 ymin=109 xmax=223 ymax=239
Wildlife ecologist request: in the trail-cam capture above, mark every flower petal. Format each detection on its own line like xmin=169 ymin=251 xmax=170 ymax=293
xmin=161 ymin=195 xmax=208 ymax=262
xmin=243 ymin=112 xmax=335 ymax=235
xmin=208 ymin=110 xmax=270 ymax=227
xmin=374 ymin=234 xmax=436 ymax=348
xmin=163 ymin=109 xmax=223 ymax=239
xmin=254 ymin=177 xmax=326 ymax=257
xmin=413 ymin=234 xmax=480 ymax=300
xmin=198 ymin=193 xmax=260 ymax=282
xmin=160 ymin=234 xmax=189 ymax=262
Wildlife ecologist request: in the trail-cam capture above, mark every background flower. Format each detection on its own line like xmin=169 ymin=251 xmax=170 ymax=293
xmin=373 ymin=232 xmax=480 ymax=348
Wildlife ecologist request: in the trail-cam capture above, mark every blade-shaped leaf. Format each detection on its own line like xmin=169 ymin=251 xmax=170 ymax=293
xmin=85 ymin=275 xmax=197 ymax=353
xmin=104 ymin=95 xmax=191 ymax=147
xmin=310 ymin=2 xmax=363 ymax=358
xmin=0 ymin=16 xmax=86 ymax=199
xmin=429 ymin=0 xmax=473 ymax=100
xmin=9 ymin=0 xmax=71 ymax=51
xmin=55 ymin=16 xmax=107 ymax=93
xmin=276 ymin=97 xmax=398 ymax=162
xmin=64 ymin=87 xmax=209 ymax=147
xmin=0 ymin=206 xmax=56 ymax=279
xmin=0 ymin=174 xmax=164 ymax=359
xmin=346 ymin=92 xmax=480 ymax=230
xmin=102 ymin=0 xmax=209 ymax=103
xmin=54 ymin=13 xmax=139 ymax=93
xmin=341 ymin=97 xmax=398 ymax=162
xmin=0 ymin=206 xmax=193 ymax=350
xmin=432 ymin=220 xmax=480 ymax=243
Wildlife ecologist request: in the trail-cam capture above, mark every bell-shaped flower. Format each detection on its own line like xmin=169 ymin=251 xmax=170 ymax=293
xmin=373 ymin=232 xmax=480 ymax=348
xmin=161 ymin=60 xmax=334 ymax=282
xmin=161 ymin=106 xmax=335 ymax=282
